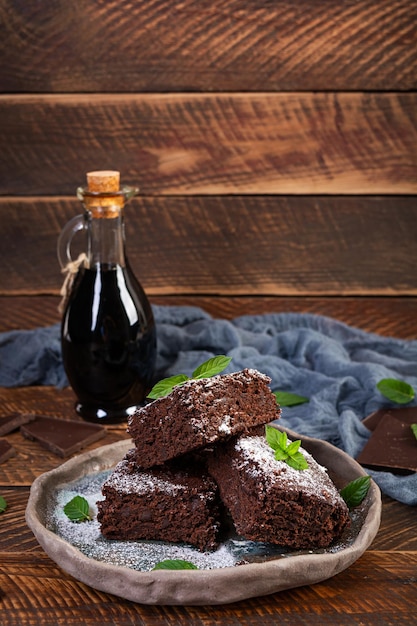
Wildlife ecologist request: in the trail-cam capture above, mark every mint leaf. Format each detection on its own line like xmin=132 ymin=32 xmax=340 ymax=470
xmin=273 ymin=391 xmax=309 ymax=407
xmin=152 ymin=559 xmax=198 ymax=570
xmin=376 ymin=379 xmax=415 ymax=404
xmin=192 ymin=355 xmax=231 ymax=379
xmin=274 ymin=448 xmax=290 ymax=462
xmin=147 ymin=374 xmax=190 ymax=400
xmin=147 ymin=356 xmax=233 ymax=400
xmin=265 ymin=425 xmax=286 ymax=450
xmin=340 ymin=476 xmax=371 ymax=508
xmin=411 ymin=424 xmax=417 ymax=441
xmin=265 ymin=425 xmax=309 ymax=470
xmin=63 ymin=495 xmax=91 ymax=522
xmin=286 ymin=439 xmax=302 ymax=456
xmin=286 ymin=451 xmax=309 ymax=471
xmin=0 ymin=496 xmax=7 ymax=513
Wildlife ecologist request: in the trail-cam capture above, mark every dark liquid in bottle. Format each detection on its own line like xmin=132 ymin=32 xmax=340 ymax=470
xmin=61 ymin=263 xmax=156 ymax=423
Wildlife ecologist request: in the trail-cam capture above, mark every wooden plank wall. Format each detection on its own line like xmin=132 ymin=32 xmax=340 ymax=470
xmin=0 ymin=0 xmax=416 ymax=305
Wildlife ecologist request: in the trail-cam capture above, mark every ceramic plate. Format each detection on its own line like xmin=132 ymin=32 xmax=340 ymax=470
xmin=26 ymin=428 xmax=381 ymax=605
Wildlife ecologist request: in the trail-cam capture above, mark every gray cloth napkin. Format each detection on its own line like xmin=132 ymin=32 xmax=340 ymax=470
xmin=0 ymin=305 xmax=416 ymax=505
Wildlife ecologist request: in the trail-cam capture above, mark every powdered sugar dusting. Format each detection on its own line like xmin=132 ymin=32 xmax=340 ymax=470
xmin=234 ymin=433 xmax=342 ymax=505
xmin=47 ymin=470 xmax=235 ymax=571
xmin=131 ymin=368 xmax=274 ymax=433
xmin=45 ymin=466 xmax=357 ymax=573
xmin=218 ymin=415 xmax=232 ymax=435
xmin=105 ymin=458 xmax=187 ymax=496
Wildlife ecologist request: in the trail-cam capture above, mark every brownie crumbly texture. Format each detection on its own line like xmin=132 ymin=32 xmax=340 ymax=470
xmin=97 ymin=450 xmax=221 ymax=551
xmin=128 ymin=368 xmax=281 ymax=468
xmin=206 ymin=427 xmax=350 ymax=549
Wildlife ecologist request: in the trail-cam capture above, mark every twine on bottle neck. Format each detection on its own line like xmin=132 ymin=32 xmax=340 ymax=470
xmin=58 ymin=253 xmax=89 ymax=314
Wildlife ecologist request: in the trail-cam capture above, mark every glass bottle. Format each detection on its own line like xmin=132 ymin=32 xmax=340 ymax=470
xmin=57 ymin=171 xmax=156 ymax=423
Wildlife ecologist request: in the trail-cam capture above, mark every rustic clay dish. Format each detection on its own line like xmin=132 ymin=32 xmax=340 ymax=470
xmin=26 ymin=428 xmax=381 ymax=605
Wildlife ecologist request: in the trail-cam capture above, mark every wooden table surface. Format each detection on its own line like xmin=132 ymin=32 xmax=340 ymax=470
xmin=1 ymin=295 xmax=416 ymax=626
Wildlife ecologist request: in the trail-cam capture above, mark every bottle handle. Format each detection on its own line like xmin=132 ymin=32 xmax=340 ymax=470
xmin=57 ymin=214 xmax=86 ymax=269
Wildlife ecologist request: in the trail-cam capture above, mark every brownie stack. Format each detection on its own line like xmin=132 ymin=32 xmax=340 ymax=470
xmin=97 ymin=368 xmax=350 ymax=552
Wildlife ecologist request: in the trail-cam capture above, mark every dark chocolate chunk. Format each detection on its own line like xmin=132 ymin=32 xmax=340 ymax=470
xmin=357 ymin=409 xmax=417 ymax=473
xmin=20 ymin=416 xmax=105 ymax=457
xmin=0 ymin=412 xmax=36 ymax=436
xmin=0 ymin=438 xmax=16 ymax=463
xmin=362 ymin=406 xmax=417 ymax=431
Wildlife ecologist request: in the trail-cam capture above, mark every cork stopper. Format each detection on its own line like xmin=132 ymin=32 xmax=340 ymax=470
xmin=87 ymin=170 xmax=120 ymax=193
xmin=85 ymin=170 xmax=123 ymax=217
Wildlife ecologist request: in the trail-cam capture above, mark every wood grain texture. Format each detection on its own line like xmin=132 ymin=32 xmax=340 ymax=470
xmin=0 ymin=552 xmax=416 ymax=625
xmin=1 ymin=0 xmax=416 ymax=622
xmin=1 ymin=295 xmax=417 ymax=340
xmin=0 ymin=488 xmax=43 ymax=552
xmin=0 ymin=93 xmax=416 ymax=196
xmin=371 ymin=497 xmax=417 ymax=552
xmin=0 ymin=386 xmax=76 ymax=419
xmin=0 ymin=295 xmax=416 ymax=625
xmin=1 ymin=0 xmax=415 ymax=92
xmin=1 ymin=196 xmax=416 ymax=296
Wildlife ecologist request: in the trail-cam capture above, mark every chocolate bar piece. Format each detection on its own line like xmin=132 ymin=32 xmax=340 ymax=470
xmin=0 ymin=412 xmax=36 ymax=436
xmin=357 ymin=407 xmax=417 ymax=473
xmin=0 ymin=438 xmax=16 ymax=463
xmin=362 ymin=406 xmax=417 ymax=431
xmin=20 ymin=416 xmax=105 ymax=457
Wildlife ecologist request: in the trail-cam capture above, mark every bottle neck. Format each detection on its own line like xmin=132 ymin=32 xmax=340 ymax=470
xmin=86 ymin=210 xmax=126 ymax=268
